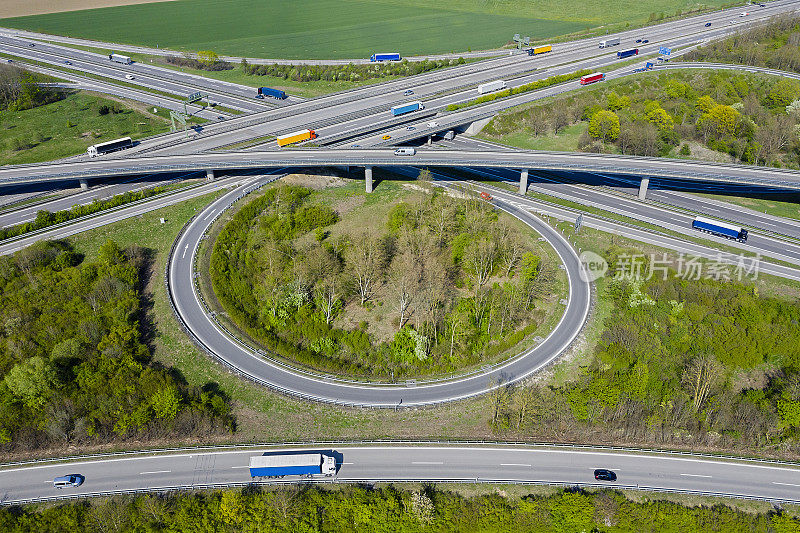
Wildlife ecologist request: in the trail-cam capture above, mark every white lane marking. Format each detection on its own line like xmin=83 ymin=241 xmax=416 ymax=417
xmin=203 ymin=208 xmax=216 ymax=220
xmin=772 ymin=481 xmax=800 ymax=487
xmin=231 ymin=466 xmax=249 ymax=469
xmin=501 ymin=463 xmax=532 ymax=467
xmin=412 ymin=461 xmax=443 ymax=465
xmin=339 ymin=462 xmax=354 ymax=465
xmin=680 ymin=473 xmax=712 ymax=478
xmin=182 ymin=243 xmax=189 ymax=258
xmin=139 ymin=470 xmax=171 ymax=475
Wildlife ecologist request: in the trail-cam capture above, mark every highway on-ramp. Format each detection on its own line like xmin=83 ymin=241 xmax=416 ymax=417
xmin=2 ymin=444 xmax=800 ymax=505
xmin=167 ymin=173 xmax=591 ymax=407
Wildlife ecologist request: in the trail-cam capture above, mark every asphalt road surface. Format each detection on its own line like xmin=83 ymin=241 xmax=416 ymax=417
xmin=2 ymin=445 xmax=799 ymax=505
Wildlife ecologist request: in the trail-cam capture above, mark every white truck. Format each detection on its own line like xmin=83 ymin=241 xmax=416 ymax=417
xmin=598 ymin=38 xmax=620 ymax=48
xmin=249 ymin=453 xmax=336 ymax=478
xmin=477 ymin=80 xmax=507 ymax=95
xmin=108 ymin=53 xmax=132 ymax=64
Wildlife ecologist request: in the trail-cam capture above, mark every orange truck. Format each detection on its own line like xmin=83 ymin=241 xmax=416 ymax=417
xmin=276 ymin=129 xmax=317 ymax=147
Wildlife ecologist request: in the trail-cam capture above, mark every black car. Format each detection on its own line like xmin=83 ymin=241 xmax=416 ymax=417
xmin=594 ymin=469 xmax=617 ymax=481
xmin=636 ymin=39 xmax=642 ymax=43
xmin=642 ymin=39 xmax=649 ymax=43
xmin=705 ymin=22 xmax=712 ymax=27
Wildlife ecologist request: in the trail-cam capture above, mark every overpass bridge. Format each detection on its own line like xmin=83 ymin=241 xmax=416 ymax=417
xmin=2 ymin=149 xmax=799 ymax=197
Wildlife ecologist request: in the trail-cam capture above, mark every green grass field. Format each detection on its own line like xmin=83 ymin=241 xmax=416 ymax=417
xmin=0 ymin=0 xmax=732 ymax=59
xmin=0 ymin=91 xmax=173 ymax=165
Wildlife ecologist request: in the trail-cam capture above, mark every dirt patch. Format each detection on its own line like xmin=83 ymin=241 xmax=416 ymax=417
xmin=281 ymin=171 xmax=354 ymax=190
xmin=1 ymin=0 xmax=177 ymax=18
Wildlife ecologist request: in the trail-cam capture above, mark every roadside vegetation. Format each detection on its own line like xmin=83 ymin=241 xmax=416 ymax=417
xmin=0 ymin=240 xmax=232 ymax=453
xmin=210 ymin=177 xmax=562 ymax=378
xmin=684 ymin=15 xmax=800 ymax=73
xmin=2 ymin=485 xmax=798 ymax=531
xmin=480 ymin=69 xmax=800 ymax=168
xmin=0 ymin=65 xmax=172 ymax=164
xmin=0 ymin=185 xmax=172 ymax=242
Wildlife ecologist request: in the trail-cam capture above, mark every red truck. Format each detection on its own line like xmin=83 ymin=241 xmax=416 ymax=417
xmin=580 ymin=72 xmax=605 ymax=85
xmin=480 ymin=192 xmax=492 ymax=201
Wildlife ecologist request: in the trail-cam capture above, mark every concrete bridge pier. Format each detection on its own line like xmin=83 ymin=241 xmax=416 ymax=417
xmin=79 ymin=179 xmax=88 ymax=191
xmin=519 ymin=169 xmax=529 ymax=195
xmin=638 ymin=178 xmax=650 ymax=200
xmin=365 ymin=166 xmax=373 ymax=193
xmin=206 ymin=169 xmax=216 ymax=181
xmin=427 ymin=135 xmax=433 ymax=145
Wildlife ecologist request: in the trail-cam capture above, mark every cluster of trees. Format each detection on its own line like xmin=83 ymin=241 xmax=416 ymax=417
xmin=0 ymin=64 xmax=60 ymax=112
xmin=0 ymin=241 xmax=233 ymax=452
xmin=484 ymin=69 xmax=800 ymax=167
xmin=487 ymin=256 xmax=800 ymax=453
xmin=2 ymin=485 xmax=798 ymax=531
xmin=446 ymin=69 xmax=593 ymax=112
xmin=241 ymin=57 xmax=466 ymax=83
xmin=211 ymin=183 xmax=553 ymax=378
xmin=164 ymin=51 xmax=234 ymax=72
xmin=684 ymin=15 xmax=800 ymax=73
xmin=0 ymin=187 xmax=167 ymax=242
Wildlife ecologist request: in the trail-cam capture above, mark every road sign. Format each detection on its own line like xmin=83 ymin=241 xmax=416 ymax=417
xmin=575 ymin=213 xmax=583 ymax=233
xmin=186 ymin=91 xmax=205 ymax=104
xmin=658 ymin=46 xmax=672 ymax=56
xmin=513 ymin=34 xmax=530 ymax=49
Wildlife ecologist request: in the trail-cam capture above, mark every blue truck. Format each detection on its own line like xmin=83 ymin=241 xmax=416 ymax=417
xmin=617 ymin=48 xmax=639 ymax=59
xmin=371 ymin=52 xmax=401 ymax=62
xmin=390 ymin=101 xmax=424 ymax=116
xmin=258 ymin=87 xmax=287 ymax=100
xmin=692 ymin=216 xmax=748 ymax=242
xmin=249 ymin=453 xmax=336 ymax=478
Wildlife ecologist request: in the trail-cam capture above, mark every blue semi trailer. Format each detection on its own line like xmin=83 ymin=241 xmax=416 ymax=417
xmin=258 ymin=87 xmax=287 ymax=99
xmin=617 ymin=48 xmax=639 ymax=59
xmin=692 ymin=216 xmax=748 ymax=242
xmin=371 ymin=52 xmax=401 ymax=62
xmin=249 ymin=453 xmax=336 ymax=478
xmin=390 ymin=101 xmax=424 ymax=116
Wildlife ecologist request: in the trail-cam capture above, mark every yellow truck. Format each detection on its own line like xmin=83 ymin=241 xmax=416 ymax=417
xmin=276 ymin=129 xmax=317 ymax=147
xmin=530 ymin=44 xmax=552 ymax=55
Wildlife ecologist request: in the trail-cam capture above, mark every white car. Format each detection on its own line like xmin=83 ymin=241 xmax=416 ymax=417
xmin=739 ymin=11 xmax=748 ymax=16
xmin=125 ymin=74 xmax=135 ymax=80
xmin=427 ymin=121 xmax=438 ymax=128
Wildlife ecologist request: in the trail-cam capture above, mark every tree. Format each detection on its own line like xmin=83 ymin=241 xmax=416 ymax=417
xmin=645 ymin=105 xmax=674 ymax=131
xmin=4 ymin=356 xmax=57 ymax=410
xmin=606 ymin=91 xmax=631 ymax=111
xmin=314 ymin=277 xmax=340 ymax=325
xmin=697 ymin=104 xmax=739 ymax=139
xmin=464 ymin=237 xmax=498 ymax=289
xmin=197 ymin=50 xmax=220 ymax=65
xmin=695 ymin=94 xmax=716 ymax=114
xmin=346 ymin=231 xmax=383 ymax=305
xmin=681 ymin=354 xmax=721 ymax=413
xmin=391 ymin=251 xmax=419 ymax=330
xmin=551 ymin=100 xmax=571 ymax=134
xmin=588 ymin=110 xmax=620 ymax=142
xmin=766 ymin=78 xmax=800 ymax=108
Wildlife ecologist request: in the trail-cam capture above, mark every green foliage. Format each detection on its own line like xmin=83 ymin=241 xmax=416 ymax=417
xmin=211 ymin=184 xmax=547 ymax=378
xmin=588 ymin=109 xmax=620 ymax=142
xmin=446 ymin=68 xmax=593 ymax=111
xmin=0 ymin=187 xmax=167 ymax=242
xmin=0 ymin=485 xmax=796 ymax=531
xmin=245 ymin=57 xmax=466 ymax=82
xmin=766 ymin=78 xmax=800 ymax=109
xmin=698 ymin=104 xmax=740 ymax=138
xmin=0 ymin=241 xmax=232 ymax=452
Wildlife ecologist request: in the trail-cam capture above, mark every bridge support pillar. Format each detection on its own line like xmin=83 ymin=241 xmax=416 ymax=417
xmin=427 ymin=135 xmax=432 ymax=145
xmin=79 ymin=179 xmax=88 ymax=191
xmin=206 ymin=169 xmax=215 ymax=181
xmin=638 ymin=178 xmax=650 ymax=200
xmin=365 ymin=166 xmax=373 ymax=193
xmin=519 ymin=169 xmax=529 ymax=195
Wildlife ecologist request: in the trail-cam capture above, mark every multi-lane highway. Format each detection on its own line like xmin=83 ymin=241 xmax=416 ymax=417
xmin=3 ymin=444 xmax=799 ymax=505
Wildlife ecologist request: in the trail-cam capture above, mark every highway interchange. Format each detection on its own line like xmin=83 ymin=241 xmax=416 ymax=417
xmin=3 ymin=1 xmax=800 ymax=505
